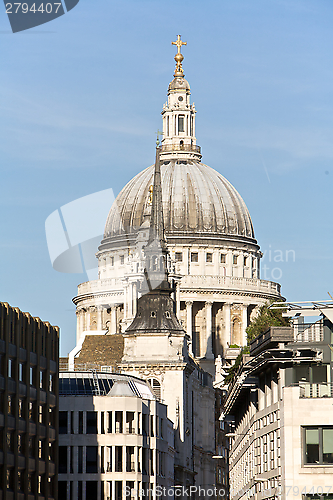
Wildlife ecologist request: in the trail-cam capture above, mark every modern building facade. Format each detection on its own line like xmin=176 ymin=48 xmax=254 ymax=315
xmin=0 ymin=302 xmax=59 ymax=500
xmin=223 ymin=301 xmax=333 ymax=500
xmin=72 ymin=36 xmax=282 ymax=379
xmin=58 ymin=371 xmax=174 ymax=500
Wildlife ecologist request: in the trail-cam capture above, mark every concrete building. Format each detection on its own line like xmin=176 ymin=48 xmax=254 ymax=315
xmin=223 ymin=301 xmax=333 ymax=500
xmin=0 ymin=302 xmax=59 ymax=500
xmin=58 ymin=371 xmax=174 ymax=500
xmin=72 ymin=35 xmax=282 ymax=379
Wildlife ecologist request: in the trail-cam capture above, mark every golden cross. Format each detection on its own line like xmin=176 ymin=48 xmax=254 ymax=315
xmin=172 ymin=35 xmax=187 ymax=54
xmin=172 ymin=35 xmax=187 ymax=76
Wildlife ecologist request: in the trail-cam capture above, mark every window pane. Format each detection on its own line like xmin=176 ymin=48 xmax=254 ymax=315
xmin=191 ymin=253 xmax=198 ymax=263
xmin=295 ymin=365 xmax=310 ymax=383
xmin=178 ymin=115 xmax=184 ymax=133
xmin=206 ymin=253 xmax=213 ymax=263
xmin=59 ymin=411 xmax=67 ymax=434
xmin=59 ymin=446 xmax=67 ymax=474
xmin=323 ymin=428 xmax=333 ymax=464
xmin=86 ymin=446 xmax=98 ymax=473
xmin=87 ymin=411 xmax=97 ymax=434
xmin=312 ymin=365 xmax=327 ymax=384
xmin=175 ymin=252 xmax=182 ymax=262
xmin=305 ymin=428 xmax=319 ymax=464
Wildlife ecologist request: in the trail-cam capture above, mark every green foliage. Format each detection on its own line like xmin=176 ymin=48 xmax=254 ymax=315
xmin=246 ymin=300 xmax=290 ymax=343
xmin=223 ymin=346 xmax=250 ymax=385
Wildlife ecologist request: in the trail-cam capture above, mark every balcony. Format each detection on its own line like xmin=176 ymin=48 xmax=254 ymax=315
xmin=181 ymin=275 xmax=281 ymax=296
xmin=250 ymin=327 xmax=293 ymax=356
xmin=77 ymin=277 xmax=124 ymax=296
xmin=160 ymin=144 xmax=201 ymax=154
xmin=300 ymin=383 xmax=333 ymax=398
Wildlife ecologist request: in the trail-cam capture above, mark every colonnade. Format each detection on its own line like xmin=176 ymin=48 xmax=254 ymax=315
xmin=76 ymin=298 xmax=251 ymax=358
xmin=183 ymin=300 xmax=249 ymax=358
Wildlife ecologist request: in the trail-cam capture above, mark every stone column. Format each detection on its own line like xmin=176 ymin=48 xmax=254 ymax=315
xmin=242 ymin=305 xmax=248 ymax=346
xmin=132 ymin=282 xmax=137 ymax=317
xmin=80 ymin=310 xmax=85 ymax=335
xmin=224 ymin=302 xmax=231 ymax=347
xmin=86 ymin=308 xmax=91 ymax=332
xmin=185 ymin=301 xmax=193 ymax=355
xmin=205 ymin=301 xmax=214 ymax=359
xmin=76 ymin=310 xmax=80 ymax=344
xmin=176 ymin=283 xmax=181 ymax=319
xmin=123 ymin=282 xmax=129 ymax=321
xmin=110 ymin=306 xmax=117 ymax=334
xmin=97 ymin=306 xmax=103 ymax=331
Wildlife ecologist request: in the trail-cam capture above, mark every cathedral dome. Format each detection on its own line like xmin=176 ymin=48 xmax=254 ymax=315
xmin=101 ymin=160 xmax=257 ymax=248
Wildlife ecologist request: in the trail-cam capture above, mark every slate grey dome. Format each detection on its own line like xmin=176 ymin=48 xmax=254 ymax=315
xmin=168 ymin=76 xmax=191 ymax=91
xmin=102 ymin=160 xmax=257 ymax=248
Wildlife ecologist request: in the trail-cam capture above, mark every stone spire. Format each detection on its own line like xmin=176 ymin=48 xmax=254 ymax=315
xmin=147 ymin=143 xmax=167 ymax=252
xmin=124 ymin=141 xmax=184 ymax=336
xmin=142 ymin=140 xmax=169 ymax=292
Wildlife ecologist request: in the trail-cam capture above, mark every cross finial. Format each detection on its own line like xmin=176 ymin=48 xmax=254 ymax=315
xmin=156 ymin=129 xmax=163 ymax=147
xmin=172 ymin=35 xmax=187 ymax=77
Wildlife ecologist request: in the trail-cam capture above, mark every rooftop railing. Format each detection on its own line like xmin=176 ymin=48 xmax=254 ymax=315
xmin=293 ymin=321 xmax=324 ymax=343
xmin=299 ymin=382 xmax=333 ymax=398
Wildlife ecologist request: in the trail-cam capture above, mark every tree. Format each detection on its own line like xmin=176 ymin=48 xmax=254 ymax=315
xmin=246 ymin=300 xmax=290 ymax=343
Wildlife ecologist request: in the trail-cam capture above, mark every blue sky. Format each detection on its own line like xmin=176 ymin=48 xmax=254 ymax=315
xmin=1 ymin=0 xmax=333 ymax=356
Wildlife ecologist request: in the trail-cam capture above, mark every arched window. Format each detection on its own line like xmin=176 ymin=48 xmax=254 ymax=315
xmin=147 ymin=378 xmax=161 ymax=400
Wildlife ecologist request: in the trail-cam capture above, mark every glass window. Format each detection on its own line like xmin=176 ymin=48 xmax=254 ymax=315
xmin=86 ymin=447 xmax=98 ymax=473
xmin=59 ymin=411 xmax=67 ymax=434
xmin=18 ymin=363 xmax=23 ymax=382
xmin=175 ymin=252 xmax=183 ymax=262
xmin=120 ymin=255 xmax=124 ymax=265
xmin=233 ymin=255 xmax=238 ymax=265
xmin=178 ymin=115 xmax=185 ymax=133
xmin=305 ymin=428 xmax=319 ymax=463
xmin=220 ymin=254 xmax=226 ymax=264
xmin=87 ymin=411 xmax=97 ymax=434
xmin=58 ymin=446 xmax=67 ymax=474
xmin=191 ymin=252 xmax=198 ymax=263
xmin=323 ymin=428 xmax=333 ymax=464
xmin=8 ymin=359 xmax=13 ymax=378
xmin=304 ymin=426 xmax=333 ymax=465
xmin=206 ymin=253 xmax=213 ymax=263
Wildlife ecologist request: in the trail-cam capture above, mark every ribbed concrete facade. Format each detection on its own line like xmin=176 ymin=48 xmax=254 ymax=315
xmin=0 ymin=302 xmax=59 ymax=500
